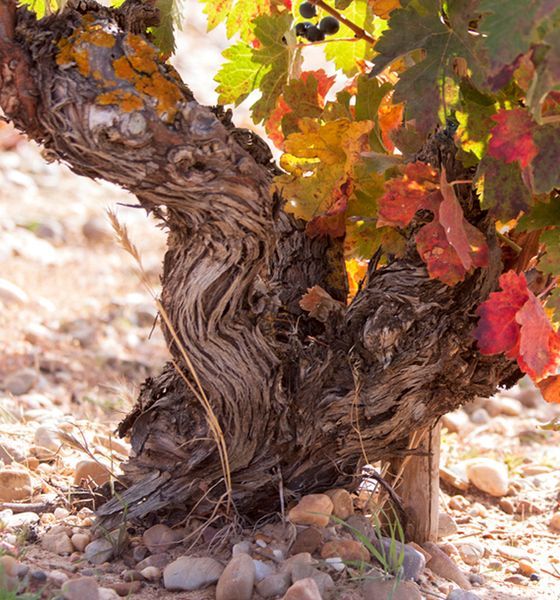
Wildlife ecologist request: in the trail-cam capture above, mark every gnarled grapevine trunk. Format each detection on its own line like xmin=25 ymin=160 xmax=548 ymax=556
xmin=0 ymin=0 xmax=519 ymax=529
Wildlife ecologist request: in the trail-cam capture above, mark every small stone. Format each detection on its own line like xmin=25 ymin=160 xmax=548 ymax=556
xmin=253 ymin=559 xmax=275 ymax=582
xmin=446 ymin=591 xmax=481 ymax=600
xmin=84 ymin=538 xmax=114 ymax=564
xmin=518 ymin=559 xmax=537 ymax=576
xmin=83 ymin=216 xmax=113 ymax=243
xmin=140 ymin=566 xmax=161 ymax=581
xmin=0 ymin=438 xmax=27 ymax=464
xmin=499 ymin=498 xmax=515 ymax=515
xmin=132 ymin=545 xmax=148 ymax=562
xmin=456 ymin=543 xmax=483 ymax=566
xmin=111 ymin=581 xmax=143 ymax=596
xmin=54 ymin=506 xmax=70 ymax=520
xmin=0 ymin=555 xmax=20 ymax=577
xmin=163 ymin=556 xmax=223 ymax=591
xmin=498 ymin=545 xmax=530 ymax=561
xmin=280 ymin=553 xmax=315 ymax=576
xmin=3 ymin=368 xmax=37 ymax=396
xmin=71 ymin=533 xmax=92 ymax=552
xmin=519 ymin=464 xmax=551 ymax=476
xmin=550 ymin=511 xmax=560 ymax=531
xmin=98 ymin=589 xmax=120 ymax=600
xmin=324 ymin=489 xmax=354 ymax=520
xmin=35 ymin=218 xmax=65 ymax=243
xmin=34 ymin=425 xmax=60 ymax=454
xmin=48 ymin=569 xmax=70 ymax=586
xmin=504 ymin=574 xmax=528 ymax=585
xmin=60 ymin=318 xmax=97 ymax=347
xmin=442 ymin=410 xmax=470 ymax=434
xmin=288 ymin=495 xmax=333 ymax=528
xmin=61 ymin=576 xmax=99 ymax=600
xmin=291 ymin=564 xmax=334 ymax=596
xmin=121 ymin=569 xmax=143 ymax=582
xmin=320 ymin=539 xmax=369 ymax=563
xmin=5 ymin=511 xmax=39 ymax=529
xmin=440 ymin=466 xmax=469 ymax=492
xmin=438 ymin=513 xmax=458 ymax=538
xmin=42 ymin=531 xmax=75 ymax=555
xmin=292 ymin=527 xmax=323 ymax=555
xmin=216 ymin=554 xmax=256 ymax=600
xmin=469 ymin=408 xmax=490 ymax=425
xmin=362 ymin=578 xmax=422 ymax=600
xmin=30 ymin=570 xmax=48 ymax=583
xmin=324 ymin=557 xmax=345 ymax=571
xmin=0 ymin=279 xmax=28 ymax=305
xmin=232 ymin=541 xmax=252 ymax=556
xmin=136 ymin=552 xmax=171 ymax=570
xmin=448 ymin=496 xmax=470 ymax=511
xmin=466 ymin=459 xmax=509 ymax=497
xmin=423 ymin=542 xmax=472 ymax=590
xmin=371 ymin=538 xmax=426 ymax=580
xmin=467 ymin=502 xmax=487 ymax=518
xmin=468 ymin=573 xmax=484 ymax=586
xmin=256 ymin=573 xmax=291 ymax=598
xmin=516 ymin=499 xmax=542 ymax=516
xmin=74 ymin=460 xmax=111 ymax=487
xmin=283 ymin=577 xmax=322 ymax=600
xmin=142 ymin=524 xmax=178 ymax=553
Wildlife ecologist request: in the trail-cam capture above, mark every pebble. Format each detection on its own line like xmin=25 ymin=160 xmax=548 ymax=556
xmin=324 ymin=488 xmax=354 ymax=520
xmin=0 ymin=439 xmax=26 ymax=464
xmin=288 ymin=494 xmax=333 ymax=528
xmin=292 ymin=527 xmax=323 ymax=555
xmin=423 ymin=542 xmax=472 ymax=589
xmin=6 ymin=511 xmax=40 ymax=529
xmin=216 ymin=554 xmax=255 ymax=600
xmin=550 ymin=511 xmax=560 ymax=531
xmin=140 ymin=566 xmax=161 ymax=581
xmin=142 ymin=523 xmax=178 ymax=553
xmin=280 ymin=553 xmax=315 ymax=577
xmin=362 ymin=578 xmax=422 ymax=600
xmin=498 ymin=498 xmax=515 ymax=514
xmin=448 ymin=496 xmax=470 ymax=511
xmin=466 ymin=459 xmax=509 ymax=497
xmin=83 ymin=216 xmax=113 ymax=243
xmin=84 ymin=538 xmax=115 ymax=564
xmin=0 ymin=555 xmax=20 ymax=577
xmin=518 ymin=559 xmax=538 ymax=576
xmin=0 ymin=468 xmax=32 ymax=502
xmin=442 ymin=410 xmax=470 ymax=434
xmin=256 ymin=572 xmax=291 ymax=598
xmin=283 ymin=577 xmax=322 ymax=600
xmin=33 ymin=425 xmax=60 ymax=455
xmin=324 ymin=557 xmax=345 ymax=571
xmin=446 ymin=591 xmax=481 ymax=599
xmin=440 ymin=466 xmax=469 ymax=492
xmin=121 ymin=569 xmax=143 ymax=582
xmin=438 ymin=512 xmax=458 ymax=538
xmin=469 ymin=408 xmax=490 ymax=424
xmin=136 ymin=552 xmax=171 ymax=569
xmin=498 ymin=545 xmax=530 ymax=561
xmin=291 ymin=564 xmax=334 ymax=595
xmin=98 ymin=589 xmax=120 ymax=600
xmin=42 ymin=531 xmax=75 ymax=555
xmin=3 ymin=368 xmax=37 ymax=396
xmin=30 ymin=570 xmax=48 ymax=583
xmin=516 ymin=499 xmax=542 ymax=516
xmin=456 ymin=543 xmax=483 ymax=566
xmin=320 ymin=539 xmax=369 ymax=562
xmin=163 ymin=556 xmax=223 ymax=591
xmin=71 ymin=532 xmax=92 ymax=552
xmin=232 ymin=540 xmax=251 ymax=556
xmin=0 ymin=279 xmax=28 ymax=305
xmin=61 ymin=576 xmax=99 ymax=600
xmin=111 ymin=581 xmax=142 ymax=596
xmin=74 ymin=460 xmax=111 ymax=486
xmin=253 ymin=559 xmax=275 ymax=582
xmin=372 ymin=538 xmax=426 ymax=580
xmin=504 ymin=574 xmax=528 ymax=585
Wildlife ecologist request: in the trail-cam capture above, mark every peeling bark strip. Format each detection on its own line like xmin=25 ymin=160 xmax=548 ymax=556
xmin=0 ymin=0 xmax=519 ymax=529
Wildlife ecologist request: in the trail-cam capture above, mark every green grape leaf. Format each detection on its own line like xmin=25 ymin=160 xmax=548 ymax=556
xmin=199 ymin=0 xmax=274 ymax=42
xmin=153 ymin=0 xmax=184 ymax=56
xmin=324 ymin=0 xmax=375 ymax=76
xmin=539 ymin=229 xmax=560 ymax=275
xmin=518 ymin=199 xmax=560 ymax=231
xmin=474 ymin=156 xmax=532 ymax=220
xmin=215 ymin=14 xmax=292 ymax=122
xmin=370 ymin=0 xmax=485 ymax=134
xmin=532 ymin=124 xmax=560 ymax=194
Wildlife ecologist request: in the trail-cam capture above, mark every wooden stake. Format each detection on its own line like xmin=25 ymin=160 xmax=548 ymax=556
xmin=391 ymin=421 xmax=441 ymax=544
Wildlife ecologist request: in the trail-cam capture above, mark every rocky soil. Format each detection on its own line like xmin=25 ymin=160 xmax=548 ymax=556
xmin=1 ymin=5 xmax=560 ymax=600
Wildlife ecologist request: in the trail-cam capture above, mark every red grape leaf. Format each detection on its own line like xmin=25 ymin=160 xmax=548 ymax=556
xmin=473 ymin=270 xmax=530 ymax=356
xmin=474 ymin=270 xmax=560 ymax=385
xmin=488 ymin=109 xmax=537 ymax=169
xmin=376 ymin=162 xmax=439 ymax=227
xmin=306 ymin=179 xmax=352 ymax=239
xmin=537 ymin=374 xmax=560 ymax=404
xmin=515 ymin=293 xmax=560 ymax=380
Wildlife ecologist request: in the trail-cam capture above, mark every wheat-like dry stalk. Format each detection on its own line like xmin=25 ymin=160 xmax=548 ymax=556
xmin=106 ymin=209 xmax=233 ymax=511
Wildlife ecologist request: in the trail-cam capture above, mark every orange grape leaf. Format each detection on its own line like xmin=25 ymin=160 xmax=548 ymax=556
xmin=488 ymin=109 xmax=538 ymax=169
xmin=378 ymin=101 xmax=403 ymax=153
xmin=368 ymin=0 xmax=400 ymax=19
xmin=537 ymin=375 xmax=560 ymax=403
xmin=515 ymin=293 xmax=560 ymax=380
xmin=306 ymin=179 xmax=352 ymax=239
xmin=299 ymin=285 xmax=344 ymax=322
xmin=376 ymin=162 xmax=439 ymax=228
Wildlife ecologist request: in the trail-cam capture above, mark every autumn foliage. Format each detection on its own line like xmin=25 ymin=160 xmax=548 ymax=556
xmin=20 ymin=0 xmax=560 ymax=400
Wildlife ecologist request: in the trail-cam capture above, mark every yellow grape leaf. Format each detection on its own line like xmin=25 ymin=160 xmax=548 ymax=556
xmin=369 ymin=0 xmax=400 ymax=19
xmin=346 ymin=258 xmax=368 ymax=298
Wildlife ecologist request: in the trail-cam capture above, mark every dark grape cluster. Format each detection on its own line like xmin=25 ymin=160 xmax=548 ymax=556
xmin=295 ymin=2 xmax=340 ymax=43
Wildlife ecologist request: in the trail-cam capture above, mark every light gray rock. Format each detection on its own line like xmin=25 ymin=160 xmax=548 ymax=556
xmin=291 ymin=564 xmax=333 ymax=596
xmin=469 ymin=408 xmax=490 ymax=424
xmin=163 ymin=556 xmax=223 ymax=591
xmin=33 ymin=425 xmax=60 ymax=454
xmin=3 ymin=368 xmax=37 ymax=396
xmin=438 ymin=512 xmax=458 ymax=538
xmin=41 ymin=531 xmax=74 ymax=556
xmin=371 ymin=538 xmax=426 ymax=580
xmin=82 ymin=217 xmax=113 ymax=243
xmin=136 ymin=552 xmax=171 ymax=570
xmin=84 ymin=538 xmax=114 ymax=564
xmin=142 ymin=524 xmax=178 ymax=554
xmin=216 ymin=554 xmax=256 ymax=600
xmin=232 ymin=540 xmax=252 ymax=556
xmin=456 ymin=543 xmax=483 ymax=566
xmin=423 ymin=542 xmax=472 ymax=590
xmin=5 ymin=511 xmax=39 ymax=529
xmin=254 ymin=559 xmax=275 ymax=582
xmin=0 ymin=439 xmax=26 ymax=464
xmin=0 ymin=279 xmax=28 ymax=306
xmin=466 ymin=459 xmax=509 ymax=497
xmin=35 ymin=219 xmax=65 ymax=243
xmin=256 ymin=573 xmax=291 ymax=598
xmin=98 ymin=589 xmax=120 ymax=600
xmin=447 ymin=591 xmax=481 ymax=600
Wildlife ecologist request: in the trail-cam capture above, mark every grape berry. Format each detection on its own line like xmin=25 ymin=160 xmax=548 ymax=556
xmin=295 ymin=3 xmax=340 ymax=43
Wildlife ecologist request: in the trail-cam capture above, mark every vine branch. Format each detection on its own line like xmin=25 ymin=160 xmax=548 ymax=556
xmin=311 ymin=0 xmax=376 ymax=45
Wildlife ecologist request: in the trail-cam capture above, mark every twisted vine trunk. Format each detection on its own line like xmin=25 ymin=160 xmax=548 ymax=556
xmin=1 ymin=0 xmax=519 ymax=529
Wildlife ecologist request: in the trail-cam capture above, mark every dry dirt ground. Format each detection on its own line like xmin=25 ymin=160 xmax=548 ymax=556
xmin=1 ymin=6 xmax=560 ymax=600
